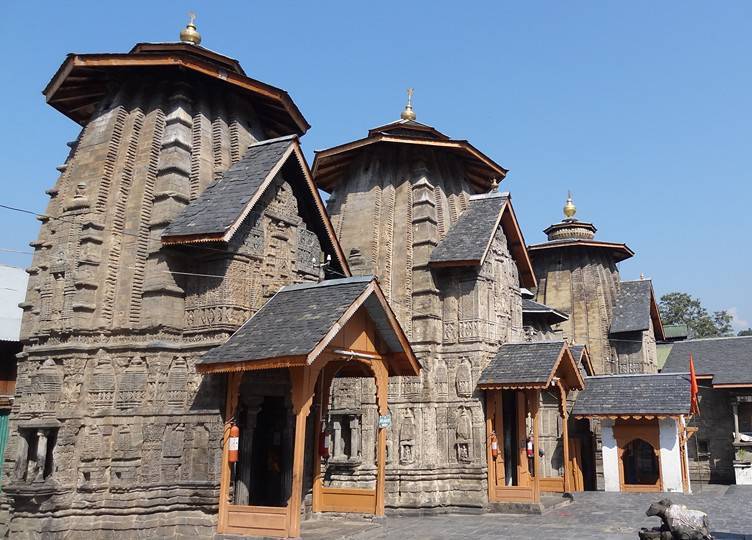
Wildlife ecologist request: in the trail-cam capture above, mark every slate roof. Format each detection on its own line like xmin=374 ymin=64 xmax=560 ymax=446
xmin=197 ymin=276 xmax=418 ymax=375
xmin=430 ymin=193 xmax=507 ymax=265
xmin=573 ymin=373 xmax=690 ymax=417
xmin=662 ymin=336 xmax=752 ymax=386
xmin=163 ymin=136 xmax=294 ymax=239
xmin=610 ymin=280 xmax=653 ymax=334
xmin=478 ymin=341 xmax=567 ymax=387
xmin=522 ymin=298 xmax=569 ymax=323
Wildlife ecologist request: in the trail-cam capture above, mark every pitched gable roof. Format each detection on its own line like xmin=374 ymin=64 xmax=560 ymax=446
xmin=428 ymin=193 xmax=536 ymax=288
xmin=478 ymin=340 xmax=584 ymax=390
xmin=663 ymin=336 xmax=752 ymax=387
xmin=610 ymin=280 xmax=664 ymax=340
xmin=162 ymin=136 xmax=349 ymax=276
xmin=573 ymin=373 xmax=690 ymax=418
xmin=196 ymin=276 xmax=420 ymax=376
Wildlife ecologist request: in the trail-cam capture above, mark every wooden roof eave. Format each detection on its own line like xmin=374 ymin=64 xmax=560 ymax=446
xmin=573 ymin=413 xmax=686 ymax=420
xmin=648 ymin=284 xmax=666 ymax=341
xmin=477 ymin=381 xmax=548 ymax=390
xmin=313 ymin=134 xmax=507 ymax=193
xmin=195 ymin=355 xmax=308 ymax=374
xmin=44 ymin=53 xmax=309 ymax=134
xmin=497 ymin=200 xmax=537 ymax=289
xmin=578 ymin=346 xmax=596 ymax=377
xmin=543 ymin=343 xmax=585 ymax=391
xmin=527 ymin=240 xmax=635 ymax=262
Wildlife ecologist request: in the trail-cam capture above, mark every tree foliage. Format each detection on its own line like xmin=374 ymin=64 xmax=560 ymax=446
xmin=739 ymin=328 xmax=752 ymax=337
xmin=658 ymin=292 xmax=734 ymax=338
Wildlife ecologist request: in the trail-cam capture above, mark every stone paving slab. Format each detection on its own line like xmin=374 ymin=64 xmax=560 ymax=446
xmin=302 ymin=487 xmax=752 ymax=540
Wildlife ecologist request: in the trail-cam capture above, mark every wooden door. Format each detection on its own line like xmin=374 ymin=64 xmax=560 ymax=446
xmin=485 ymin=390 xmax=538 ymax=503
xmin=566 ymin=437 xmax=584 ymax=492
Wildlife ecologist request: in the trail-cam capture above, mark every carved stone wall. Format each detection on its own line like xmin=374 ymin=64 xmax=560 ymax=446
xmin=327 ymin=144 xmax=522 ymax=508
xmin=532 ymin=248 xmax=620 ymax=374
xmin=4 ymin=72 xmax=316 ymax=537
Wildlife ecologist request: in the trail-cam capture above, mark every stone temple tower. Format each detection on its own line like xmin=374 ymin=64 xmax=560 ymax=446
xmin=313 ymin=93 xmax=536 ymax=507
xmin=2 ymin=20 xmax=341 ymax=537
xmin=528 ymin=195 xmax=662 ymax=375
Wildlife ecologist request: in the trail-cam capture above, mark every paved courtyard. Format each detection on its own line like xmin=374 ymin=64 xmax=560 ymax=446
xmin=302 ymin=485 xmax=752 ymax=539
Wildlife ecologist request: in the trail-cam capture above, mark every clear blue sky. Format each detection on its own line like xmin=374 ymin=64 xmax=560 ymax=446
xmin=2 ymin=2 xmax=750 ymax=330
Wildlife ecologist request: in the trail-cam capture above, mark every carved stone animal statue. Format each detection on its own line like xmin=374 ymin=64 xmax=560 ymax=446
xmin=638 ymin=498 xmax=713 ymax=540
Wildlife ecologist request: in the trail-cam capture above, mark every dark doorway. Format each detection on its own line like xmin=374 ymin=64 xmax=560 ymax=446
xmin=502 ymin=390 xmax=519 ymax=486
xmin=249 ymin=396 xmax=291 ymax=506
xmin=622 ymin=438 xmax=659 ymax=485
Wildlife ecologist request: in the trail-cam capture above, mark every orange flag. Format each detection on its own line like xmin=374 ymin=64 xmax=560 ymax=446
xmin=689 ymin=354 xmax=700 ymax=415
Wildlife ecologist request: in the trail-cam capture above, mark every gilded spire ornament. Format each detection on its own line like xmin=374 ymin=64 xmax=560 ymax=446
xmin=400 ymin=88 xmax=416 ymax=121
xmin=563 ymin=191 xmax=576 ymax=219
xmin=180 ymin=12 xmax=202 ymax=45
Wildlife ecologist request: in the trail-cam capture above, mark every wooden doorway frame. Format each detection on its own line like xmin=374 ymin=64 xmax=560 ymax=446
xmin=216 ymin=350 xmax=390 ymax=538
xmin=485 ymin=389 xmax=541 ymax=503
xmin=613 ymin=420 xmax=663 ymax=493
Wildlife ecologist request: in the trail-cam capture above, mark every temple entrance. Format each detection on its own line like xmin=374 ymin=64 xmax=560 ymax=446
xmin=613 ymin=419 xmax=662 ymax=492
xmin=622 ymin=438 xmax=660 ymax=487
xmin=197 ymin=277 xmax=420 ymax=538
xmin=248 ymin=396 xmax=290 ymax=506
xmin=486 ymin=389 xmax=539 ymax=502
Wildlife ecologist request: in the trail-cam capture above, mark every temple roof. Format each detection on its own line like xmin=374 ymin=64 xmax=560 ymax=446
xmin=428 ymin=193 xmax=536 ymax=288
xmin=43 ymin=42 xmax=309 ymax=136
xmin=196 ymin=276 xmax=420 ymax=376
xmin=161 ymin=136 xmax=349 ymax=276
xmin=663 ymin=336 xmax=752 ymax=387
xmin=573 ymin=373 xmax=690 ymax=418
xmin=522 ymin=298 xmax=569 ymax=324
xmin=527 ymin=238 xmax=635 ymax=263
xmin=478 ymin=340 xmax=584 ymax=390
xmin=313 ymin=119 xmax=507 ymax=193
xmin=570 ymin=345 xmax=595 ymax=377
xmin=610 ymin=280 xmax=665 ymax=340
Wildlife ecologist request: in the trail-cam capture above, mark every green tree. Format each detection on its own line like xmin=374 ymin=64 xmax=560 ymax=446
xmin=739 ymin=328 xmax=752 ymax=337
xmin=658 ymin=292 xmax=734 ymax=338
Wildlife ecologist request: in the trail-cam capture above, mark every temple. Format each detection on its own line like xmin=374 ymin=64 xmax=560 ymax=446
xmin=2 ymin=18 xmax=704 ymax=539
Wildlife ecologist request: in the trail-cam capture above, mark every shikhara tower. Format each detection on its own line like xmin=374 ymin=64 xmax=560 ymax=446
xmin=4 ymin=20 xmax=346 ymax=537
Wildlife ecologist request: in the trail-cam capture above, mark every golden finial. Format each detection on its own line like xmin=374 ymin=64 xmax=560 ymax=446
xmin=180 ymin=12 xmax=202 ymax=45
xmin=563 ymin=191 xmax=576 ymax=219
xmin=400 ymin=88 xmax=416 ymax=121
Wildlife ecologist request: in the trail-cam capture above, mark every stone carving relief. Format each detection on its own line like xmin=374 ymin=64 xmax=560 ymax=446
xmin=455 ymin=407 xmax=473 ymax=463
xmin=399 ymin=409 xmax=417 ymax=465
xmin=296 ymin=227 xmax=322 ymax=277
xmin=166 ymin=357 xmax=188 ymax=408
xmin=116 ymin=356 xmax=147 ymax=409
xmin=89 ymin=351 xmax=116 ymax=409
xmin=455 ymin=359 xmax=472 ymax=398
xmin=434 ymin=360 xmax=448 ymax=397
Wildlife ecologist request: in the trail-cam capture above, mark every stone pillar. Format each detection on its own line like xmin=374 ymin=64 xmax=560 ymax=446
xmin=659 ymin=418 xmax=683 ymax=493
xmin=600 ymin=419 xmax=620 ymax=492
xmin=732 ymin=401 xmax=740 ymax=443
